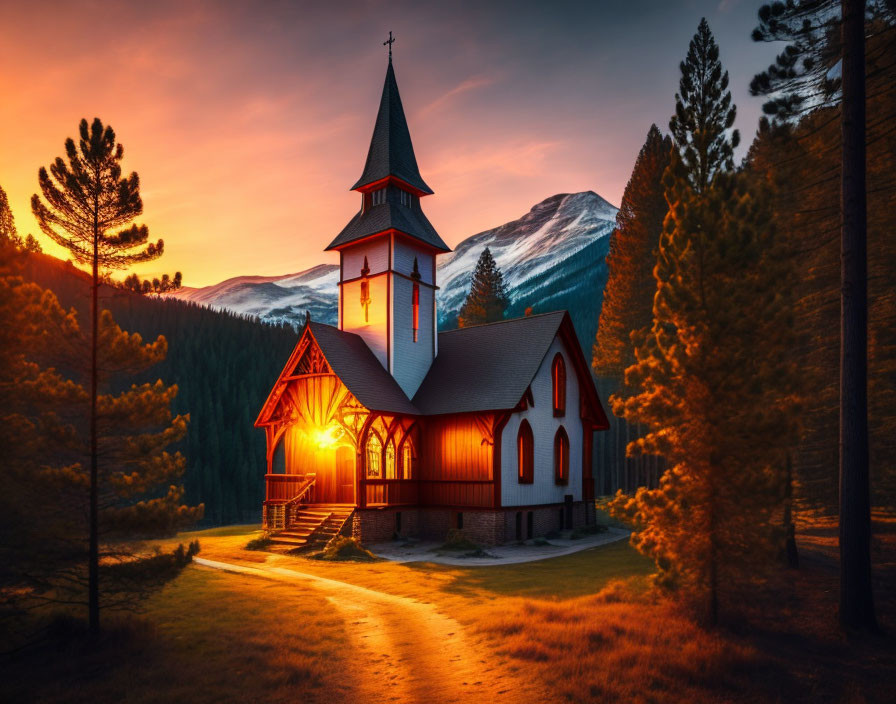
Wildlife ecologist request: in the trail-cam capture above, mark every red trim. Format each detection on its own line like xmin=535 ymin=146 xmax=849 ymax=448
xmin=339 ymin=269 xmax=438 ymax=290
xmin=556 ymin=313 xmax=609 ymax=430
xmin=339 ymin=255 xmax=344 ymax=329
xmin=353 ymin=175 xmax=431 ymax=198
xmin=387 ymin=234 xmax=393 ymax=373
xmin=254 ymin=329 xmax=313 ymax=427
xmin=517 ymin=420 xmax=534 ymax=484
xmin=328 ymin=228 xmax=448 ymax=254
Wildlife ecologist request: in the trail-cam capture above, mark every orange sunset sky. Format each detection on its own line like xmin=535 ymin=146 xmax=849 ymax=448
xmin=0 ymin=0 xmax=778 ymax=287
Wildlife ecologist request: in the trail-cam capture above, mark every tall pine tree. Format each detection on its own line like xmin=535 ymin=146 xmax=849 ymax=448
xmin=610 ymin=20 xmax=798 ymax=624
xmin=457 ymin=247 xmax=508 ymax=327
xmin=31 ymin=118 xmax=186 ymax=635
xmin=594 ymin=125 xmax=672 ymax=378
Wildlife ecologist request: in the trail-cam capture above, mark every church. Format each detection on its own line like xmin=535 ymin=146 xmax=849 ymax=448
xmin=255 ymin=51 xmax=609 ymax=548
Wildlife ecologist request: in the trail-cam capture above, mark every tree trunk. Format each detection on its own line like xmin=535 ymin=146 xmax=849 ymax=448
xmin=838 ymin=0 xmax=876 ymax=632
xmin=89 ymin=218 xmax=99 ymax=637
xmin=784 ymin=452 xmax=799 ymax=569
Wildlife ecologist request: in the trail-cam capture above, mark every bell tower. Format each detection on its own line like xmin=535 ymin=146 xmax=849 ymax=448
xmin=325 ymin=46 xmax=450 ymax=399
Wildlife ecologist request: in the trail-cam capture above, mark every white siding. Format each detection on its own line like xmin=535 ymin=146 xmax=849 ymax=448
xmin=393 ymin=238 xmax=434 ymax=284
xmin=500 ymin=336 xmax=583 ymax=506
xmin=391 ymin=276 xmax=434 ymax=398
xmin=342 ymin=238 xmax=389 ymax=278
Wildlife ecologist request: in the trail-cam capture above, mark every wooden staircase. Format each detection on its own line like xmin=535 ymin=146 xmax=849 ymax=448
xmin=269 ymin=504 xmax=355 ymax=553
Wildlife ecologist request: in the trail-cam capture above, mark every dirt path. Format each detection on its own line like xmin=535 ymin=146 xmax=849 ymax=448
xmin=193 ymin=557 xmax=541 ymax=703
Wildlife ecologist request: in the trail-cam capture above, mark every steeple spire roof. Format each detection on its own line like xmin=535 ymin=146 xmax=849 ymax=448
xmin=351 ymin=61 xmax=433 ymax=195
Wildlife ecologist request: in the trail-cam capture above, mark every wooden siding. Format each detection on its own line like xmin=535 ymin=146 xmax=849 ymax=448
xmin=421 ymin=415 xmax=493 ymax=481
xmin=417 ymin=414 xmax=497 ymax=507
xmin=265 ymin=474 xmax=307 ymax=502
xmin=365 ymin=480 xmax=419 ymax=506
xmin=501 ymin=336 xmax=584 ymax=506
xmin=419 ymin=481 xmax=495 ymax=508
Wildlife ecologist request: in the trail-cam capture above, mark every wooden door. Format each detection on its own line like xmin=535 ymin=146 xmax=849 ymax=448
xmin=335 ymin=445 xmax=355 ymax=505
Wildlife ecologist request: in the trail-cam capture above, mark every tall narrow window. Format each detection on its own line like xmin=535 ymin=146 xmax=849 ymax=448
xmin=385 ymin=439 xmax=397 ymax=479
xmin=360 ymin=256 xmax=371 ymax=323
xmin=517 ymin=420 xmax=534 ymax=484
xmin=554 ymin=426 xmax=569 ymax=485
xmin=551 ymin=353 xmax=566 ymax=417
xmin=366 ymin=433 xmax=382 ymax=479
xmin=412 ymin=283 xmax=419 ymax=342
xmin=401 ymin=438 xmax=415 ymax=479
xmin=411 ymin=257 xmax=421 ymax=343
xmin=372 ymin=188 xmax=387 ymax=206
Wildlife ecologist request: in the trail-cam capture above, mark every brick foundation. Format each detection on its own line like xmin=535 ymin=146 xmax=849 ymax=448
xmin=352 ymin=502 xmax=591 ymax=546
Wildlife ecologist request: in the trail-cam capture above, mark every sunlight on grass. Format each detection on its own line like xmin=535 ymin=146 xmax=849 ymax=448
xmin=416 ymin=540 xmax=655 ymax=600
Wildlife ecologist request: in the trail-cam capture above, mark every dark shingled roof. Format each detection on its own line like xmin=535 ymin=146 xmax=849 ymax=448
xmin=351 ymin=62 xmax=433 ymax=195
xmin=310 ymin=322 xmax=419 ymax=415
xmin=412 ymin=312 xmax=569 ymax=415
xmin=325 ymin=201 xmax=450 ymax=252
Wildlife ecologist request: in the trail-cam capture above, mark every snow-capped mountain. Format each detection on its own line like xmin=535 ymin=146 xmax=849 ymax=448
xmin=436 ymin=191 xmax=617 ymax=328
xmin=169 ymin=191 xmax=618 ymax=336
xmin=170 ymin=264 xmax=340 ymax=326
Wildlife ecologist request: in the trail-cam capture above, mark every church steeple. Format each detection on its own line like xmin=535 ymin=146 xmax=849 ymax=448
xmin=328 ymin=48 xmax=447 ymax=399
xmin=350 ymin=59 xmax=433 ymax=195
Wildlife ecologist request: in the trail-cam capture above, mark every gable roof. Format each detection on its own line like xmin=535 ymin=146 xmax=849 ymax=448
xmin=325 ymin=201 xmax=450 ymax=252
xmin=257 ymin=312 xmax=607 ymax=427
xmin=351 ymin=61 xmax=433 ymax=195
xmin=308 ymin=323 xmax=419 ymax=415
xmin=255 ymin=322 xmax=419 ymax=426
xmin=413 ymin=311 xmax=607 ymax=426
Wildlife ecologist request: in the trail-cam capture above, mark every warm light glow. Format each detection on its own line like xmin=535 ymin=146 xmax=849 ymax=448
xmin=312 ymin=425 xmax=345 ymax=449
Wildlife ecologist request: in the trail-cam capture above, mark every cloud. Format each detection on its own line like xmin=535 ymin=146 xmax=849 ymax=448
xmin=417 ymin=75 xmax=497 ymax=118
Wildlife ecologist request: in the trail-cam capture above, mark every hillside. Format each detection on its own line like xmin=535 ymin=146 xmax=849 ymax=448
xmin=22 ymin=253 xmax=298 ymax=525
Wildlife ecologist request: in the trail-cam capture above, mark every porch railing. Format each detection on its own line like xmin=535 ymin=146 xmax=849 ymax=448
xmin=263 ymin=473 xmax=316 ymax=530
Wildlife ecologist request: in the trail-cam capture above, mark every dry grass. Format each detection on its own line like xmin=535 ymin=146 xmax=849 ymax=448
xmin=4 ymin=523 xmax=895 ymax=703
xmin=476 ymin=588 xmax=771 ymax=704
xmin=0 ymin=565 xmax=356 ymax=704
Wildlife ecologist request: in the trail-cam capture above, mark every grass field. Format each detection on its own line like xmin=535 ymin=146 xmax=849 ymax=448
xmin=2 ymin=524 xmax=894 ymax=703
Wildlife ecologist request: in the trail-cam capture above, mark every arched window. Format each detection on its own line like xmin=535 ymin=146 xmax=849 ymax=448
xmin=552 ymin=353 xmax=566 ymax=417
xmin=517 ymin=420 xmax=534 ymax=484
xmin=366 ymin=433 xmax=382 ymax=479
xmin=384 ymin=439 xmax=397 ymax=479
xmin=554 ymin=426 xmax=569 ymax=485
xmin=400 ymin=437 xmax=415 ymax=480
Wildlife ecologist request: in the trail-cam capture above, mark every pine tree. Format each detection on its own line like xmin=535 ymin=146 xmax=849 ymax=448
xmin=670 ymin=18 xmax=739 ymax=195
xmin=30 ymin=117 xmax=179 ymax=635
xmin=0 ymin=184 xmax=23 ymax=248
xmin=457 ymin=247 xmax=508 ymax=327
xmin=1 ymin=231 xmax=200 ymax=624
xmin=594 ymin=125 xmax=672 ymax=378
xmin=609 ymin=20 xmax=798 ymax=624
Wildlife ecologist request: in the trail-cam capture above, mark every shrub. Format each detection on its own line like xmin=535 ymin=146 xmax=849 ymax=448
xmin=438 ymin=529 xmax=480 ymax=552
xmin=245 ymin=534 xmax=272 ymax=551
xmin=313 ymin=537 xmax=378 ymax=562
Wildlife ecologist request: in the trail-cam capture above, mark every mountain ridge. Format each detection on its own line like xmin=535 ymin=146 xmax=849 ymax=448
xmin=168 ymin=190 xmax=619 ymax=341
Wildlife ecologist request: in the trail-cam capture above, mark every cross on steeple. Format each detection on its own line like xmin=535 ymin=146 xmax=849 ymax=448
xmin=384 ymin=31 xmax=395 ymax=62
